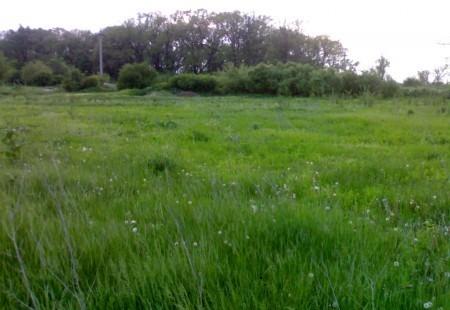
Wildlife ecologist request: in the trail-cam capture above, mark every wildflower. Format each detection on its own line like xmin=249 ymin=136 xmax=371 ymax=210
xmin=385 ymin=217 xmax=390 ymax=222
xmin=82 ymin=146 xmax=88 ymax=152
xmin=432 ymin=195 xmax=437 ymax=200
xmin=193 ymin=242 xmax=198 ymax=247
xmin=292 ymin=193 xmax=296 ymax=199
xmin=188 ymin=200 xmax=192 ymax=205
xmin=423 ymin=301 xmax=433 ymax=309
xmin=332 ymin=192 xmax=337 ymax=197
xmin=393 ymin=261 xmax=400 ymax=267
xmin=132 ymin=227 xmax=138 ymax=233
xmin=325 ymin=206 xmax=331 ymax=211
xmin=218 ymin=230 xmax=222 ymax=235
xmin=413 ymin=238 xmax=419 ymax=243
xmin=130 ymin=220 xmax=136 ymax=225
xmin=174 ymin=241 xmax=179 ymax=246
xmin=308 ymin=272 xmax=314 ymax=278
xmin=313 ymin=186 xmax=320 ymax=191
xmin=251 ymin=205 xmax=258 ymax=213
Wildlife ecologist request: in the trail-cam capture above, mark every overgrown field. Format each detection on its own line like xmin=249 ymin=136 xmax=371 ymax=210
xmin=0 ymin=88 xmax=449 ymax=309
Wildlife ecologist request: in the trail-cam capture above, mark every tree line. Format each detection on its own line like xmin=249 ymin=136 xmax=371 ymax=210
xmin=0 ymin=10 xmax=355 ymax=79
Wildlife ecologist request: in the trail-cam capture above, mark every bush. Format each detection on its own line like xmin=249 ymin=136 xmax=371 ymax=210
xmin=81 ymin=75 xmax=101 ymax=89
xmin=170 ymin=74 xmax=218 ymax=93
xmin=47 ymin=58 xmax=71 ymax=84
xmin=20 ymin=61 xmax=54 ymax=86
xmin=117 ymin=63 xmax=157 ymax=90
xmin=380 ymin=79 xmax=400 ymax=98
xmin=62 ymin=68 xmax=84 ymax=92
xmin=247 ymin=64 xmax=283 ymax=94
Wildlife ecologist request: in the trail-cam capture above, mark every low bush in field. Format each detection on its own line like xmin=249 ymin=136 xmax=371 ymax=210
xmin=170 ymin=74 xmax=218 ymax=93
xmin=117 ymin=63 xmax=157 ymax=90
xmin=62 ymin=68 xmax=84 ymax=91
xmin=81 ymin=75 xmax=102 ymax=90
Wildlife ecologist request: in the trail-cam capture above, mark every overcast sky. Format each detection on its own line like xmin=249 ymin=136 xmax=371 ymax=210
xmin=1 ymin=0 xmax=449 ymax=82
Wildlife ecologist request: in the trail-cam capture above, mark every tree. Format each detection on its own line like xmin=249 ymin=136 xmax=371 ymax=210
xmin=0 ymin=52 xmax=11 ymax=82
xmin=432 ymin=65 xmax=448 ymax=85
xmin=374 ymin=56 xmax=390 ymax=80
xmin=417 ymin=70 xmax=430 ymax=84
xmin=21 ymin=61 xmax=53 ymax=86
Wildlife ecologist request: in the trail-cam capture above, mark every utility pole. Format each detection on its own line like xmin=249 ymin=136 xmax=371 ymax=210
xmin=98 ymin=35 xmax=103 ymax=76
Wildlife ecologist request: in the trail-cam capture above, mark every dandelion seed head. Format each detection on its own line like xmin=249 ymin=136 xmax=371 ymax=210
xmin=423 ymin=301 xmax=433 ymax=309
xmin=393 ymin=261 xmax=400 ymax=267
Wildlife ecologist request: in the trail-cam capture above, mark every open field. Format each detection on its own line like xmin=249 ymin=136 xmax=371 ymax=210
xmin=0 ymin=88 xmax=449 ymax=309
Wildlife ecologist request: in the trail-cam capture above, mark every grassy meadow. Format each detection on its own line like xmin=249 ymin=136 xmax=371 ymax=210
xmin=0 ymin=87 xmax=449 ymax=309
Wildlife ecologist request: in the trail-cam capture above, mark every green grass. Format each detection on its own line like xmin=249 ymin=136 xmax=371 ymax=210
xmin=0 ymin=87 xmax=449 ymax=309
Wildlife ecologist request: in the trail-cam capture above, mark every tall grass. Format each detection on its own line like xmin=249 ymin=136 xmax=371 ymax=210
xmin=0 ymin=89 xmax=449 ymax=309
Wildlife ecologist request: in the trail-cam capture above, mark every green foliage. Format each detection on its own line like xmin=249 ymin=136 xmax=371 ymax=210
xmin=0 ymin=52 xmax=12 ymax=83
xmin=117 ymin=63 xmax=157 ymax=90
xmin=81 ymin=75 xmax=101 ymax=90
xmin=170 ymin=74 xmax=218 ymax=93
xmin=0 ymin=127 xmax=25 ymax=160
xmin=62 ymin=68 xmax=84 ymax=91
xmin=47 ymin=58 xmax=71 ymax=84
xmin=403 ymin=77 xmax=423 ymax=87
xmin=20 ymin=61 xmax=54 ymax=86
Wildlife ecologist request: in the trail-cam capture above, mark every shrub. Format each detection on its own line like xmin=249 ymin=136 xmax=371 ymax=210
xmin=81 ymin=75 xmax=101 ymax=89
xmin=247 ymin=64 xmax=283 ymax=94
xmin=380 ymin=79 xmax=400 ymax=98
xmin=170 ymin=74 xmax=218 ymax=93
xmin=47 ymin=58 xmax=71 ymax=84
xmin=20 ymin=61 xmax=54 ymax=86
xmin=117 ymin=63 xmax=157 ymax=90
xmin=340 ymin=71 xmax=362 ymax=96
xmin=215 ymin=66 xmax=251 ymax=94
xmin=62 ymin=68 xmax=84 ymax=92
xmin=309 ymin=69 xmax=342 ymax=96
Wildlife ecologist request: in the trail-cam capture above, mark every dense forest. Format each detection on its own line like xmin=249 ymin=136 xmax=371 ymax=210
xmin=0 ymin=10 xmax=354 ymax=77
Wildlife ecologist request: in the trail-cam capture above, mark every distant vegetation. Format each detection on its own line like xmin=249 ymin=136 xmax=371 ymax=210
xmin=0 ymin=10 xmax=448 ymax=97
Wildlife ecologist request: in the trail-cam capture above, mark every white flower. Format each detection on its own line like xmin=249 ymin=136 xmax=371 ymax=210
xmin=432 ymin=195 xmax=437 ymax=200
xmin=218 ymin=230 xmax=222 ymax=235
xmin=423 ymin=301 xmax=433 ymax=309
xmin=292 ymin=193 xmax=296 ymax=199
xmin=325 ymin=206 xmax=331 ymax=211
xmin=393 ymin=261 xmax=400 ymax=267
xmin=188 ymin=201 xmax=192 ymax=205
xmin=132 ymin=227 xmax=138 ymax=233
xmin=82 ymin=146 xmax=88 ymax=152
xmin=193 ymin=242 xmax=198 ymax=247
xmin=308 ymin=272 xmax=314 ymax=278
xmin=313 ymin=186 xmax=320 ymax=191
xmin=130 ymin=220 xmax=136 ymax=225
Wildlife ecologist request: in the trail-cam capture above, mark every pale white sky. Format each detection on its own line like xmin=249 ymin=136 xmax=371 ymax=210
xmin=1 ymin=0 xmax=449 ymax=82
